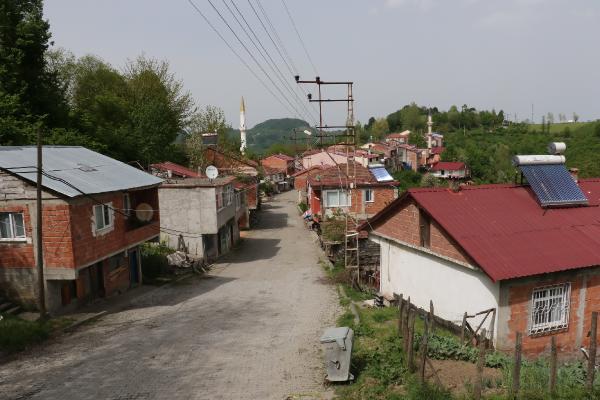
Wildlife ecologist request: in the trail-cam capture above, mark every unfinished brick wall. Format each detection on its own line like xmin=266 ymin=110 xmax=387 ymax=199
xmin=70 ymin=190 xmax=159 ymax=267
xmin=500 ymin=270 xmax=600 ymax=357
xmin=429 ymin=220 xmax=473 ymax=265
xmin=374 ymin=199 xmax=420 ymax=246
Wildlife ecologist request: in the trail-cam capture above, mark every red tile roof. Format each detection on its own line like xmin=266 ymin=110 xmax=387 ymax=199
xmin=307 ymin=162 xmax=397 ymax=188
xmin=150 ymin=162 xmax=201 ymax=178
xmin=363 ymin=179 xmax=600 ymax=281
xmin=431 ymin=161 xmax=466 ymax=171
xmin=291 ymin=165 xmax=325 ymax=177
xmin=430 ymin=147 xmax=445 ymax=155
xmin=262 ymin=165 xmax=286 ymax=175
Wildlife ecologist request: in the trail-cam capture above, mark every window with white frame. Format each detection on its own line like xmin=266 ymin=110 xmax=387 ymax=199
xmin=364 ymin=189 xmax=374 ymax=203
xmin=324 ymin=190 xmax=350 ymax=207
xmin=93 ymin=204 xmax=113 ymax=232
xmin=0 ymin=212 xmax=25 ymax=239
xmin=529 ymin=283 xmax=571 ymax=335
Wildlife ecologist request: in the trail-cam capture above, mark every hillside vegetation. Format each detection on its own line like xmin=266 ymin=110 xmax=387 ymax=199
xmin=443 ymin=121 xmax=600 ymax=183
xmin=228 ymin=118 xmax=309 ymax=154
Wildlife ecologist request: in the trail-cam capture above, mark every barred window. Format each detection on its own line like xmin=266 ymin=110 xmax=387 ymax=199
xmin=529 ymin=283 xmax=570 ymax=335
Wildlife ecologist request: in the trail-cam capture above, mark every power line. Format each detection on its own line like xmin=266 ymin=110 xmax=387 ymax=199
xmin=222 ymin=0 xmax=317 ymax=123
xmin=185 ymin=0 xmax=297 ymax=117
xmin=204 ymin=0 xmax=307 ymax=120
xmin=252 ymin=0 xmax=320 ymax=121
xmin=281 ymin=0 xmax=319 ymax=76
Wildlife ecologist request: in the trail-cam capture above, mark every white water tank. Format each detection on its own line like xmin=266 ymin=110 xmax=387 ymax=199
xmin=548 ymin=142 xmax=567 ymax=155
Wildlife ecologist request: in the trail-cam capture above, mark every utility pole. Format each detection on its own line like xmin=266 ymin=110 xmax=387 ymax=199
xmin=37 ymin=128 xmax=47 ymax=317
xmin=295 ymin=76 xmax=360 ymax=284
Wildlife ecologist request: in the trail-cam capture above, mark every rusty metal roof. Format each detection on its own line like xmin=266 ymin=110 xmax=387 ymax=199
xmin=430 ymin=161 xmax=466 ymax=171
xmin=364 ymin=180 xmax=600 ymax=281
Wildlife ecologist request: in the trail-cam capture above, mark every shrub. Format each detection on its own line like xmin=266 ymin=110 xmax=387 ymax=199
xmin=140 ymin=242 xmax=173 ymax=279
xmin=0 ymin=315 xmax=51 ymax=352
xmin=298 ymin=201 xmax=308 ymax=212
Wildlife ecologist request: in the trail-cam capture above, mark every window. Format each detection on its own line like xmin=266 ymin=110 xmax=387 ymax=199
xmin=529 ymin=283 xmax=571 ymax=335
xmin=419 ymin=209 xmax=431 ymax=248
xmin=324 ymin=190 xmax=350 ymax=207
xmin=123 ymin=193 xmax=131 ymax=218
xmin=0 ymin=212 xmax=25 ymax=239
xmin=364 ymin=189 xmax=374 ymax=203
xmin=93 ymin=204 xmax=113 ymax=232
xmin=216 ymin=187 xmax=223 ymax=210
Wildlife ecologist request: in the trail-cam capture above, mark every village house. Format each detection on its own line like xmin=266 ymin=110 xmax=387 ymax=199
xmin=202 ymin=146 xmax=259 ymax=177
xmin=360 ymin=158 xmax=600 ymax=356
xmin=292 ymin=165 xmax=325 ymax=204
xmin=396 ymin=144 xmax=425 ymax=171
xmin=262 ymin=165 xmax=289 ymax=192
xmin=426 ymin=146 xmax=445 ymax=167
xmin=430 ymin=161 xmax=470 ymax=179
xmin=158 ymin=176 xmax=240 ymax=261
xmin=385 ymin=130 xmax=411 ymax=144
xmin=0 ymin=146 xmax=162 ymax=313
xmin=260 ymin=153 xmax=295 ymax=176
xmin=361 ymin=142 xmax=402 ymax=172
xmin=300 ymin=148 xmax=347 ymax=170
xmin=306 ymin=162 xmax=398 ymax=221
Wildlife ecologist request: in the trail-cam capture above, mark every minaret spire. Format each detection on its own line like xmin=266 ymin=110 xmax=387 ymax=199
xmin=240 ymin=97 xmax=247 ymax=155
xmin=427 ymin=112 xmax=433 ymax=150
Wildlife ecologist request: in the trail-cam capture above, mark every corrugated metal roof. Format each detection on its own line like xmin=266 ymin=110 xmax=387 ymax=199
xmin=369 ymin=180 xmax=600 ymax=281
xmin=0 ymin=146 xmax=162 ymax=197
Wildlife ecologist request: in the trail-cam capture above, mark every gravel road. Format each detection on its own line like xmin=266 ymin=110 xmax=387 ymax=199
xmin=0 ymin=190 xmax=340 ymax=400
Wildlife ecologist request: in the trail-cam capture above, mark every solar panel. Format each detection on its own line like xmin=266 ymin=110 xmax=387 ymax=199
xmin=519 ymin=164 xmax=588 ymax=207
xmin=370 ymin=167 xmax=394 ymax=182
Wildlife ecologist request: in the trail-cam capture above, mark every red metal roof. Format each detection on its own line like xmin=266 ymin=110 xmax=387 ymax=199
xmin=431 ymin=161 xmax=466 ymax=171
xmin=150 ymin=162 xmax=201 ymax=178
xmin=364 ymin=179 xmax=600 ymax=281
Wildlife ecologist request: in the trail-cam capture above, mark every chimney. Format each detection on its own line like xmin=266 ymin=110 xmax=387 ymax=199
xmin=569 ymin=167 xmax=579 ymax=183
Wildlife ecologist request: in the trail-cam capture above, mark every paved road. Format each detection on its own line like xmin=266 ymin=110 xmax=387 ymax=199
xmin=0 ymin=191 xmax=340 ymax=400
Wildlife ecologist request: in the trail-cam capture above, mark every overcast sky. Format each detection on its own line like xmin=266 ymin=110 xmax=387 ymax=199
xmin=44 ymin=0 xmax=600 ymax=129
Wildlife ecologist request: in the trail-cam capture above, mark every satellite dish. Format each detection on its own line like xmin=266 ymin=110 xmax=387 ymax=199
xmin=135 ymin=203 xmax=154 ymax=222
xmin=206 ymin=165 xmax=219 ymax=180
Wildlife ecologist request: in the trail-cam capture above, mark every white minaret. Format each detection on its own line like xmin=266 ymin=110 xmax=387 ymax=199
xmin=240 ymin=97 xmax=247 ymax=155
xmin=427 ymin=113 xmax=433 ymax=150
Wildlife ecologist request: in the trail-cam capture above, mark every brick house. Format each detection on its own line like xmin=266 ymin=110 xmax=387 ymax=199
xmin=260 ymin=153 xmax=295 ymax=176
xmin=0 ymin=146 xmax=162 ymax=313
xmin=385 ymin=130 xmax=411 ymax=144
xmin=292 ymin=166 xmax=325 ymax=204
xmin=359 ymin=178 xmax=600 ymax=356
xmin=426 ymin=147 xmax=445 ymax=167
xmin=306 ymin=162 xmax=398 ymax=221
xmin=158 ymin=177 xmax=240 ymax=261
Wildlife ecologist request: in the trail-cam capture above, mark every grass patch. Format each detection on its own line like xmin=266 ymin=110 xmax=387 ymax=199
xmin=0 ymin=314 xmax=52 ymax=353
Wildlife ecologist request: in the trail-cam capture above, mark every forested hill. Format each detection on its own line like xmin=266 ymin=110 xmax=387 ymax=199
xmin=443 ymin=121 xmax=600 ymax=183
xmin=228 ymin=118 xmax=310 ymax=153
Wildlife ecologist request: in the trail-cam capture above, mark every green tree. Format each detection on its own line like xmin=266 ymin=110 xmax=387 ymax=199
xmin=0 ymin=0 xmax=69 ymax=144
xmin=400 ymin=103 xmax=424 ymax=131
xmin=186 ymin=105 xmax=233 ymax=169
xmin=370 ymin=118 xmax=389 ymax=140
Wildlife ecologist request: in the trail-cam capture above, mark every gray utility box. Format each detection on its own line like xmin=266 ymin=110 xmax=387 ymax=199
xmin=320 ymin=327 xmax=354 ymax=382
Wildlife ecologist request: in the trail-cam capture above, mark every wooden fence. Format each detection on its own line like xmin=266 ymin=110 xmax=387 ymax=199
xmin=393 ymin=294 xmax=599 ymax=398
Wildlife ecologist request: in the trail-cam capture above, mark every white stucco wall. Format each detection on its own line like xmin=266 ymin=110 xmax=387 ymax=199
xmin=372 ymin=235 xmax=500 ymax=338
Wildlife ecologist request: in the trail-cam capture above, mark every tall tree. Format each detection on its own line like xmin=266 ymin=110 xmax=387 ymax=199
xmin=0 ymin=0 xmax=69 ymax=144
xmin=186 ymin=105 xmax=233 ymax=169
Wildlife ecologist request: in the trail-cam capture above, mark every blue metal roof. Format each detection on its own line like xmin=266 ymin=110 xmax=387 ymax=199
xmin=519 ymin=164 xmax=588 ymax=207
xmin=0 ymin=146 xmax=163 ymax=198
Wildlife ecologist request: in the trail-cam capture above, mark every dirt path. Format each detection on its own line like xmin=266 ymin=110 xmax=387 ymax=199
xmin=0 ymin=191 xmax=340 ymax=400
